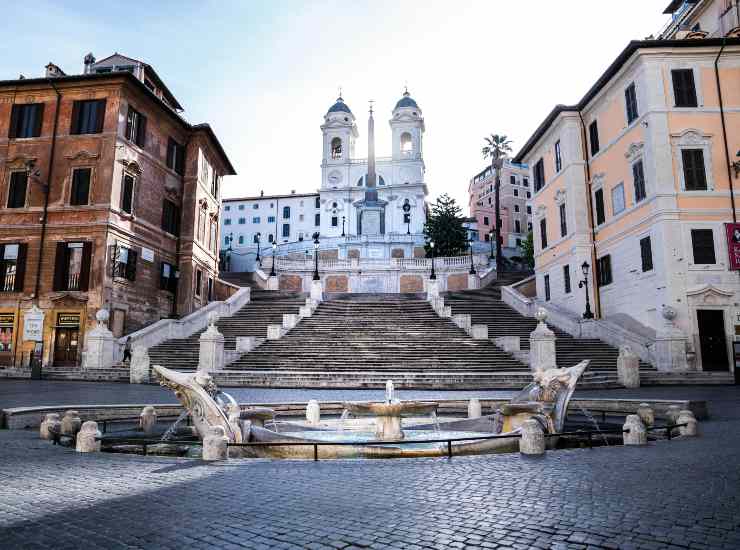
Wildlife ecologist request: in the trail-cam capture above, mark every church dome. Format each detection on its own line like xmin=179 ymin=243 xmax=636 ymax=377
xmin=394 ymin=90 xmax=419 ymax=110
xmin=327 ymin=96 xmax=352 ymax=115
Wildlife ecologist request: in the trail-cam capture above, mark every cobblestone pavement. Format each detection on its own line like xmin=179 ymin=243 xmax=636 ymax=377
xmin=0 ymin=385 xmax=739 ymax=549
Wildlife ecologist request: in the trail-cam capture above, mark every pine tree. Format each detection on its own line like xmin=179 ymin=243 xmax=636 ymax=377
xmin=423 ymin=194 xmax=468 ymax=257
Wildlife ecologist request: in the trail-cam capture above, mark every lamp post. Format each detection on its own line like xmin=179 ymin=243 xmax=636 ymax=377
xmin=468 ymin=238 xmax=476 ymax=275
xmin=312 ymin=233 xmax=320 ymax=281
xmin=226 ymin=232 xmax=233 ymax=272
xmin=488 ymin=230 xmax=495 ymax=260
xmin=270 ymin=242 xmax=277 ymax=277
xmin=255 ymin=232 xmax=262 ymax=266
xmin=429 ymin=241 xmax=436 ymax=280
xmin=341 ymin=216 xmax=346 ymax=237
xmin=578 ymin=261 xmax=594 ymax=319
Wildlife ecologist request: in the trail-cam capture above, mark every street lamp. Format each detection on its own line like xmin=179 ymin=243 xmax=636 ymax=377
xmin=578 ymin=261 xmax=594 ymax=319
xmin=488 ymin=230 xmax=495 ymax=260
xmin=225 ymin=232 xmax=233 ymax=272
xmin=312 ymin=233 xmax=320 ymax=281
xmin=341 ymin=216 xmax=346 ymax=237
xmin=255 ymin=232 xmax=262 ymax=266
xmin=468 ymin=238 xmax=476 ymax=275
xmin=270 ymin=242 xmax=277 ymax=277
xmin=429 ymin=241 xmax=436 ymax=280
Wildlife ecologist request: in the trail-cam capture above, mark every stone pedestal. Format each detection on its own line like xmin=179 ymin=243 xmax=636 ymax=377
xmin=282 ymin=314 xmax=299 ymax=330
xmin=654 ymin=306 xmax=689 ymax=371
xmin=426 ymin=279 xmax=440 ymax=302
xmin=494 ymin=336 xmax=521 ymax=352
xmin=529 ymin=308 xmax=556 ymax=372
xmin=468 ymin=398 xmax=481 ymax=419
xmin=677 ymin=410 xmax=698 ymax=437
xmin=617 ymin=345 xmax=640 ymax=388
xmin=375 ymin=414 xmax=404 ymax=441
xmin=75 ymin=421 xmax=101 ymax=453
xmin=140 ymin=406 xmax=157 ymax=434
xmin=310 ymin=280 xmax=323 ymax=302
xmin=267 ymin=275 xmax=279 ymax=291
xmin=623 ymin=415 xmax=647 ymax=445
xmin=452 ymin=314 xmax=471 ymax=333
xmin=267 ymin=325 xmax=283 ymax=340
xmin=306 ymin=400 xmax=320 ymax=425
xmin=235 ymin=336 xmax=258 ymax=353
xmin=198 ymin=313 xmax=224 ymax=373
xmin=471 ymin=325 xmax=488 ymax=340
xmin=40 ymin=413 xmax=60 ymax=440
xmin=83 ymin=309 xmax=115 ymax=369
xmin=520 ymin=419 xmax=545 ymax=456
xmin=61 ymin=410 xmax=82 ymax=436
xmin=636 ymin=403 xmax=654 ymax=427
xmin=666 ymin=404 xmax=682 ymax=425
xmin=202 ymin=426 xmax=229 ymax=461
xmin=467 ymin=274 xmax=480 ymax=290
xmin=129 ymin=346 xmax=150 ymax=384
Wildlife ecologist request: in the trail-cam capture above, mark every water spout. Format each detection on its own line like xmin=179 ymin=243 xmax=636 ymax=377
xmin=578 ymin=405 xmax=609 ymax=446
xmin=160 ymin=410 xmax=190 ymax=442
xmin=430 ymin=410 xmax=441 ymax=432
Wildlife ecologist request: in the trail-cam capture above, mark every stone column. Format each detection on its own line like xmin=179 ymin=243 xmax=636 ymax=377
xmin=677 ymin=410 xmax=698 ymax=436
xmin=129 ymin=346 xmax=150 ymax=384
xmin=82 ymin=309 xmax=115 ymax=369
xmin=616 ymin=345 xmax=640 ymax=388
xmin=623 ymin=415 xmax=647 ymax=445
xmin=529 ymin=308 xmax=556 ymax=372
xmin=520 ymin=419 xmax=545 ymax=456
xmin=654 ymin=305 xmax=690 ymax=371
xmin=202 ymin=426 xmax=229 ymax=461
xmin=468 ymin=398 xmax=481 ymax=419
xmin=40 ymin=413 xmax=61 ymax=440
xmin=306 ymin=400 xmax=320 ymax=425
xmin=140 ymin=406 xmax=157 ymax=434
xmin=198 ymin=313 xmax=224 ymax=373
xmin=426 ymin=279 xmax=440 ymax=302
xmin=310 ymin=280 xmax=323 ymax=302
xmin=75 ymin=421 xmax=101 ymax=453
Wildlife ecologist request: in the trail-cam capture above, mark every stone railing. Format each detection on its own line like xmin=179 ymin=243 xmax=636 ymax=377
xmin=275 ymin=254 xmax=490 ymax=272
xmin=114 ymin=286 xmax=251 ymax=364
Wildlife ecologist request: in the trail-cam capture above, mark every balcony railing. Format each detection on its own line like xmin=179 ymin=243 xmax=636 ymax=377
xmin=67 ymin=272 xmax=80 ymax=291
xmin=1 ymin=272 xmax=15 ymax=292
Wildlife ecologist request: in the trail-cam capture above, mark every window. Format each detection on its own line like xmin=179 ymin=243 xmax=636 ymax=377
xmin=315 ymin=213 xmax=320 ymax=226
xmin=268 ymin=234 xmax=274 ymax=243
xmin=594 ymin=189 xmax=605 ymax=225
xmin=250 ymin=204 xmax=256 ymax=210
xmin=282 ymin=223 xmax=290 ymax=238
xmin=625 ymin=83 xmax=639 ymax=124
xmin=331 ymin=216 xmax=338 ymax=227
xmin=331 ymin=137 xmax=343 ymax=159
xmin=53 ymin=241 xmax=92 ymax=290
xmin=197 ymin=205 xmax=207 ymax=242
xmin=597 ymin=255 xmax=612 ymax=286
xmin=299 ymin=214 xmax=304 ymax=222
xmin=559 ymin=203 xmax=567 ymax=237
xmin=253 ymin=234 xmax=259 ymax=244
xmin=125 ymin=106 xmax=147 ymax=147
xmin=691 ymin=229 xmax=716 ymax=264
xmin=526 ymin=205 xmax=532 ymax=214
xmin=112 ymin=244 xmax=136 ymax=282
xmin=283 ymin=206 xmax=290 ymax=219
xmin=554 ymin=140 xmax=562 ymax=172
xmin=238 ymin=235 xmax=244 ymax=245
xmin=211 ymin=174 xmax=220 ymax=199
xmin=633 ymin=160 xmax=646 ymax=203
xmin=0 ymin=243 xmax=26 ymax=292
xmin=544 ymin=274 xmax=551 ymax=301
xmin=251 ymin=217 xmax=258 ymax=224
xmin=682 ymin=149 xmax=707 ymax=190
xmin=121 ymin=174 xmax=134 ymax=214
xmin=516 ymin=238 xmax=521 ymax=246
xmin=533 ymin=158 xmax=545 ymax=192
xmin=69 ymin=168 xmax=92 ymax=206
xmin=224 ymin=219 xmax=232 ymax=226
xmin=563 ymin=265 xmax=571 ymax=294
xmin=268 ymin=216 xmax=275 ymax=223
xmin=611 ymin=183 xmax=625 ymax=215
xmin=526 ymin=191 xmax=531 ymax=199
xmin=161 ymin=199 xmax=180 ymax=235
xmin=166 ymin=138 xmax=185 ymax=175
xmin=400 ymin=132 xmax=413 ymax=155
xmin=514 ymin=204 xmax=520 ymax=213
xmin=528 ymin=222 xmax=532 ymax=231
xmin=224 ymin=205 xmax=231 ymax=212
xmin=510 ymin=175 xmax=516 ymax=186
xmin=195 ymin=270 xmax=202 ymax=297
xmin=209 ymin=219 xmax=218 ymax=253
xmin=9 ymin=103 xmax=44 ymax=138
xmin=514 ymin=189 xmax=519 ymax=197
xmin=588 ymin=121 xmax=600 ymax=156
xmin=540 ymin=218 xmax=548 ymax=249
xmin=515 ymin=219 xmax=521 ymax=233
xmin=483 ymin=216 xmax=489 ymax=226
xmin=484 ymin=233 xmax=490 ymax=242
xmin=523 ymin=178 xmax=529 ymax=188
xmin=315 ymin=197 xmax=320 ymax=208
xmin=640 ymin=236 xmax=653 ymax=272
xmin=70 ymin=99 xmax=106 ymax=135
xmin=672 ymin=69 xmax=698 ymax=108
xmin=160 ymin=262 xmax=177 ymax=293
xmin=7 ymin=172 xmax=28 ymax=208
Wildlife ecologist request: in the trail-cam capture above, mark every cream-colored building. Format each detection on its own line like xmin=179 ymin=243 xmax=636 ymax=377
xmin=514 ymin=8 xmax=740 ymax=377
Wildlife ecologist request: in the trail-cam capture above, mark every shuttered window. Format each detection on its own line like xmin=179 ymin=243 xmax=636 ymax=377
xmin=161 ymin=199 xmax=180 ymax=235
xmin=544 ymin=274 xmax=551 ymax=301
xmin=315 ymin=213 xmax=320 ymax=226
xmin=672 ymin=69 xmax=698 ymax=108
xmin=112 ymin=245 xmax=137 ymax=281
xmin=682 ymin=149 xmax=707 ymax=190
xmin=7 ymin=172 xmax=28 ymax=208
xmin=533 ymin=158 xmax=545 ymax=192
xmin=52 ymin=241 xmax=92 ymax=291
xmin=0 ymin=243 xmax=27 ymax=292
xmin=554 ymin=140 xmax=562 ymax=172
xmin=597 ymin=255 xmax=612 ymax=287
xmin=632 ymin=160 xmax=646 ymax=202
xmin=589 ymin=121 xmax=600 ymax=156
xmin=691 ymin=229 xmax=716 ymax=264
xmin=282 ymin=223 xmax=290 ymax=237
xmin=594 ymin=189 xmax=605 ymax=225
xmin=70 ymin=168 xmax=91 ymax=206
xmin=125 ymin=106 xmax=147 ymax=147
xmin=160 ymin=262 xmax=178 ymax=293
xmin=563 ymin=265 xmax=571 ymax=294
xmin=540 ymin=218 xmax=548 ymax=249
xmin=9 ymin=103 xmax=44 ymax=138
xmin=121 ymin=174 xmax=135 ymax=214
xmin=640 ymin=236 xmax=653 ymax=272
xmin=625 ymin=83 xmax=639 ymax=123
xmin=559 ymin=203 xmax=567 ymax=237
xmin=166 ymin=138 xmax=185 ymax=175
xmin=70 ymin=99 xmax=106 ymax=135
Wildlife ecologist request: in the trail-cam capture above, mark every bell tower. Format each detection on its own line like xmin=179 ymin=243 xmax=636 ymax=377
xmin=390 ymin=88 xmax=424 ymax=161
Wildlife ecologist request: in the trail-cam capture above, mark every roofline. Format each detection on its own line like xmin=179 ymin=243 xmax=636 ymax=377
xmin=513 ymin=37 xmax=740 ymax=163
xmin=223 ymin=192 xmax=320 ymax=202
xmin=0 ymin=72 xmax=235 ymax=175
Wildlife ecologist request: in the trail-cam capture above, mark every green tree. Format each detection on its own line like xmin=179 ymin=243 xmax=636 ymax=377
xmin=481 ymin=134 xmax=513 ymax=271
xmin=423 ymin=194 xmax=468 ymax=257
xmin=521 ymin=231 xmax=535 ymax=268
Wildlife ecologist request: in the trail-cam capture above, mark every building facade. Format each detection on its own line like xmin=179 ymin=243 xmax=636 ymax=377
xmin=0 ymin=53 xmax=234 ymax=368
xmin=468 ymin=161 xmax=532 ymax=250
xmin=659 ymin=0 xmax=740 ymax=39
xmin=515 ymin=18 xmax=740 ymax=374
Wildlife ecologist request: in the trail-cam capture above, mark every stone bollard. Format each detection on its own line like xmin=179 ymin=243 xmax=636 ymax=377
xmin=198 ymin=312 xmax=224 ymax=373
xmin=623 ymin=414 xmax=647 ymax=445
xmin=202 ymin=426 xmax=229 ymax=461
xmin=467 ymin=398 xmax=481 ymax=419
xmin=61 ymin=410 xmax=82 ymax=436
xmin=140 ymin=406 xmax=157 ymax=434
xmin=129 ymin=345 xmax=151 ymax=384
xmin=40 ymin=413 xmax=61 ymax=440
xmin=617 ymin=345 xmax=640 ymax=388
xmin=306 ymin=400 xmax=321 ymax=425
xmin=677 ymin=410 xmax=698 ymax=437
xmin=75 ymin=421 xmax=101 ymax=453
xmin=519 ymin=419 xmax=545 ymax=456
xmin=471 ymin=325 xmax=488 ymax=340
xmin=636 ymin=403 xmax=654 ymax=427
xmin=666 ymin=404 xmax=682 ymax=425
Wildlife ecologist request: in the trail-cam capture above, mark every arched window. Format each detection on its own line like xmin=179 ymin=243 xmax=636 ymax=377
xmin=331 ymin=137 xmax=342 ymax=160
xmin=400 ymin=132 xmax=413 ymax=156
xmin=356 ymin=174 xmax=386 ymax=187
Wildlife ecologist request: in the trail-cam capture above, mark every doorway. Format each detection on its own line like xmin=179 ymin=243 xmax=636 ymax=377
xmin=697 ymin=309 xmax=729 ymax=372
xmin=53 ymin=327 xmax=80 ymax=366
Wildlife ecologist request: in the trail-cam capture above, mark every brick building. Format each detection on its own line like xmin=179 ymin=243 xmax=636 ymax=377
xmin=0 ymin=53 xmax=235 ymax=368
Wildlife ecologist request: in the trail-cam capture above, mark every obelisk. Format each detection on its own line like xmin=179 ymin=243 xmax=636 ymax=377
xmin=365 ymin=102 xmax=378 ymax=203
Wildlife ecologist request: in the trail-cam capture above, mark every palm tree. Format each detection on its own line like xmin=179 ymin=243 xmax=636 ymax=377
xmin=482 ymin=134 xmax=513 ymax=274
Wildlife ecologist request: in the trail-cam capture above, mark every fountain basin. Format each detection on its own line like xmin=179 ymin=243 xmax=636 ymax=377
xmin=343 ymin=401 xmax=438 ymax=440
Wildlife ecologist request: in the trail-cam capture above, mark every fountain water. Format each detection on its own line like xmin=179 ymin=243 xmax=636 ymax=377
xmin=577 ymin=405 xmax=609 ymax=446
xmin=160 ymin=410 xmax=190 ymax=442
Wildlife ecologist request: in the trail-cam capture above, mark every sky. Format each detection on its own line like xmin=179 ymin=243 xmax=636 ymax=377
xmin=1 ymin=1 xmax=672 ymax=210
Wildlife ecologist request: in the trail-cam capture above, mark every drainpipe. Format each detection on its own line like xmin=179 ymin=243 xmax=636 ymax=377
xmin=578 ymin=111 xmax=602 ymax=319
xmin=33 ymin=80 xmax=61 ymax=300
xmin=714 ymin=38 xmax=737 ymax=223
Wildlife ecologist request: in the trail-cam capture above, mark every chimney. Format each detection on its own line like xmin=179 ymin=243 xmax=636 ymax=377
xmin=291 ymin=190 xmax=296 ymax=194
xmin=45 ymin=63 xmax=66 ymax=78
xmin=260 ymin=190 xmax=264 ymax=197
xmin=83 ymin=52 xmax=96 ymax=74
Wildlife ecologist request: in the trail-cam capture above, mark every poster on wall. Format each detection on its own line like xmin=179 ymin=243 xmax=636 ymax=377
xmin=726 ymin=223 xmax=740 ymax=271
xmin=23 ymin=305 xmax=45 ymax=342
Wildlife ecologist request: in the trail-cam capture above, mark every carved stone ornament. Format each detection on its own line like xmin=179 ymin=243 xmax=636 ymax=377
xmin=624 ymin=142 xmax=644 ymax=160
xmin=671 ymin=128 xmax=711 ymax=146
xmin=661 ymin=305 xmax=678 ymax=322
xmin=6 ymin=155 xmax=38 ymax=170
xmin=65 ymin=150 xmax=100 ymax=162
xmin=554 ymin=189 xmax=566 ymax=204
xmin=591 ymin=172 xmax=606 ymax=189
xmin=119 ymin=159 xmax=143 ymax=175
xmin=535 ymin=204 xmax=547 ymax=218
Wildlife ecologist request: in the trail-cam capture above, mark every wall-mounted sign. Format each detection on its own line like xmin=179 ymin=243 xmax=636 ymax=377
xmin=726 ymin=223 xmax=740 ymax=271
xmin=141 ymin=247 xmax=154 ymax=263
xmin=57 ymin=313 xmax=80 ymax=327
xmin=0 ymin=314 xmax=14 ymax=326
xmin=23 ymin=305 xmax=45 ymax=342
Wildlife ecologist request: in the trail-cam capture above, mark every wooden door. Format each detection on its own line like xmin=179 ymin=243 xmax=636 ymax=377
xmin=697 ymin=310 xmax=729 ymax=372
